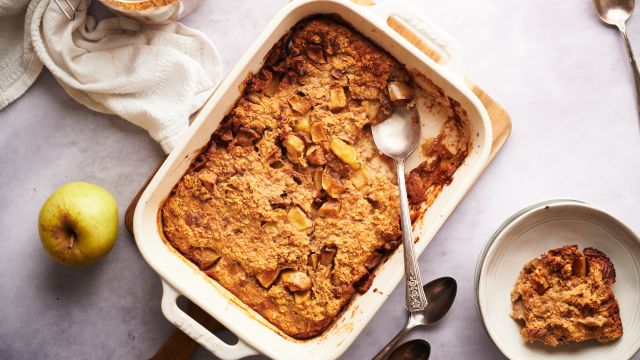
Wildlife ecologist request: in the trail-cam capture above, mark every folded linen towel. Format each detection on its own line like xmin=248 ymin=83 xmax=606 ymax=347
xmin=1 ymin=0 xmax=222 ymax=153
xmin=0 ymin=0 xmax=43 ymax=110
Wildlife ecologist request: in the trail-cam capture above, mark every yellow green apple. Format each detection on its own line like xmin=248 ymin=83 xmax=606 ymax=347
xmin=38 ymin=182 xmax=118 ymax=266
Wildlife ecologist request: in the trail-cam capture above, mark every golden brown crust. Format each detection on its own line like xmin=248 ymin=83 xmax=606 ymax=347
xmin=102 ymin=0 xmax=177 ymax=11
xmin=510 ymin=245 xmax=623 ymax=347
xmin=160 ymin=16 xmax=470 ymax=339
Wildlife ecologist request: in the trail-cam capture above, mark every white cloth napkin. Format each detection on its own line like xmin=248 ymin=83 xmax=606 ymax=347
xmin=1 ymin=0 xmax=223 ymax=153
xmin=0 ymin=0 xmax=43 ymax=109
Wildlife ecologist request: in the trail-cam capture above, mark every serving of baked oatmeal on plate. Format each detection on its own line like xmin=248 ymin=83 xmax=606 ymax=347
xmin=476 ymin=200 xmax=640 ymax=360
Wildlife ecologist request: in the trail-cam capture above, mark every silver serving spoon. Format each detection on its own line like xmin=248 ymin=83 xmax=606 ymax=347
xmin=388 ymin=339 xmax=431 ymax=360
xmin=372 ymin=277 xmax=457 ymax=360
xmin=372 ymin=105 xmax=426 ymax=313
xmin=594 ymin=0 xmax=640 ymax=124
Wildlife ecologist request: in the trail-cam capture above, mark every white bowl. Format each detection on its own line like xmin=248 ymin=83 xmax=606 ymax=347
xmin=475 ymin=200 xmax=640 ymax=360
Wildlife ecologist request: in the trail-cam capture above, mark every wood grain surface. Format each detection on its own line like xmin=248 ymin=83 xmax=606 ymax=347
xmin=126 ymin=5 xmax=511 ymax=359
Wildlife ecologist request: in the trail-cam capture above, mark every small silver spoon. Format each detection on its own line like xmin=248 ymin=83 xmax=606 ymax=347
xmin=388 ymin=339 xmax=431 ymax=360
xmin=372 ymin=277 xmax=457 ymax=360
xmin=594 ymin=0 xmax=640 ymax=124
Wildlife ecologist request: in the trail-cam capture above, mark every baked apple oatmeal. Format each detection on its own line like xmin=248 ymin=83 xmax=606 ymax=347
xmin=161 ymin=16 xmax=470 ymax=338
xmin=510 ymin=245 xmax=623 ymax=346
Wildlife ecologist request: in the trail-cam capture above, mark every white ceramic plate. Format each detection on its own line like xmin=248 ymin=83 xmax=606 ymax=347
xmin=475 ymin=200 xmax=640 ymax=360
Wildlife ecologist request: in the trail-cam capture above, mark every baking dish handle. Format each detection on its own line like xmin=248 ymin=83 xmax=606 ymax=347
xmin=160 ymin=281 xmax=259 ymax=359
xmin=366 ymin=0 xmax=464 ymax=76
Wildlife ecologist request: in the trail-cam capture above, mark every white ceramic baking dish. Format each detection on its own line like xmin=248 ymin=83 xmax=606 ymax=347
xmin=133 ymin=0 xmax=493 ymax=358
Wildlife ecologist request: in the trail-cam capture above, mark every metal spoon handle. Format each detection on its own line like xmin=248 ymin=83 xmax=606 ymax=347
xmin=619 ymin=27 xmax=640 ymax=125
xmin=396 ymin=160 xmax=428 ymax=312
xmin=372 ymin=323 xmax=413 ymax=360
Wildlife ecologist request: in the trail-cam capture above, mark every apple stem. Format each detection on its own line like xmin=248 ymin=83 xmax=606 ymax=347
xmin=68 ymin=233 xmax=75 ymax=250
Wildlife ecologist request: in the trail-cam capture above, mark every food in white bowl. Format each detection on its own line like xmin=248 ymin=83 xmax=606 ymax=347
xmin=99 ymin=0 xmax=200 ymax=23
xmin=510 ymin=245 xmax=622 ymax=347
xmin=476 ymin=200 xmax=640 ymax=360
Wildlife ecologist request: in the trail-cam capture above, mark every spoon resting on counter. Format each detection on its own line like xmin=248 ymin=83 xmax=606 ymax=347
xmin=594 ymin=0 xmax=640 ymax=127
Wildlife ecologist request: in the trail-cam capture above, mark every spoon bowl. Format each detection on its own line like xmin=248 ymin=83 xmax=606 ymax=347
xmin=423 ymin=276 xmax=457 ymax=324
xmin=388 ymin=339 xmax=431 ymax=360
xmin=372 ymin=277 xmax=457 ymax=360
xmin=371 ymin=106 xmax=421 ymax=160
xmin=594 ymin=0 xmax=634 ymax=26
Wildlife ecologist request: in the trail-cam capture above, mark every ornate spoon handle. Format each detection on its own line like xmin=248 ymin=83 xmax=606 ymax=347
xmin=396 ymin=160 xmax=428 ymax=312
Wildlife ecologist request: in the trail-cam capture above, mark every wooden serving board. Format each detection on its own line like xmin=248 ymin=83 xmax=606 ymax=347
xmin=125 ymin=8 xmax=512 ymax=360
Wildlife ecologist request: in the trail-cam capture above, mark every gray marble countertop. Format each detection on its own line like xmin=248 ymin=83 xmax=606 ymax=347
xmin=2 ymin=0 xmax=640 ymax=359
